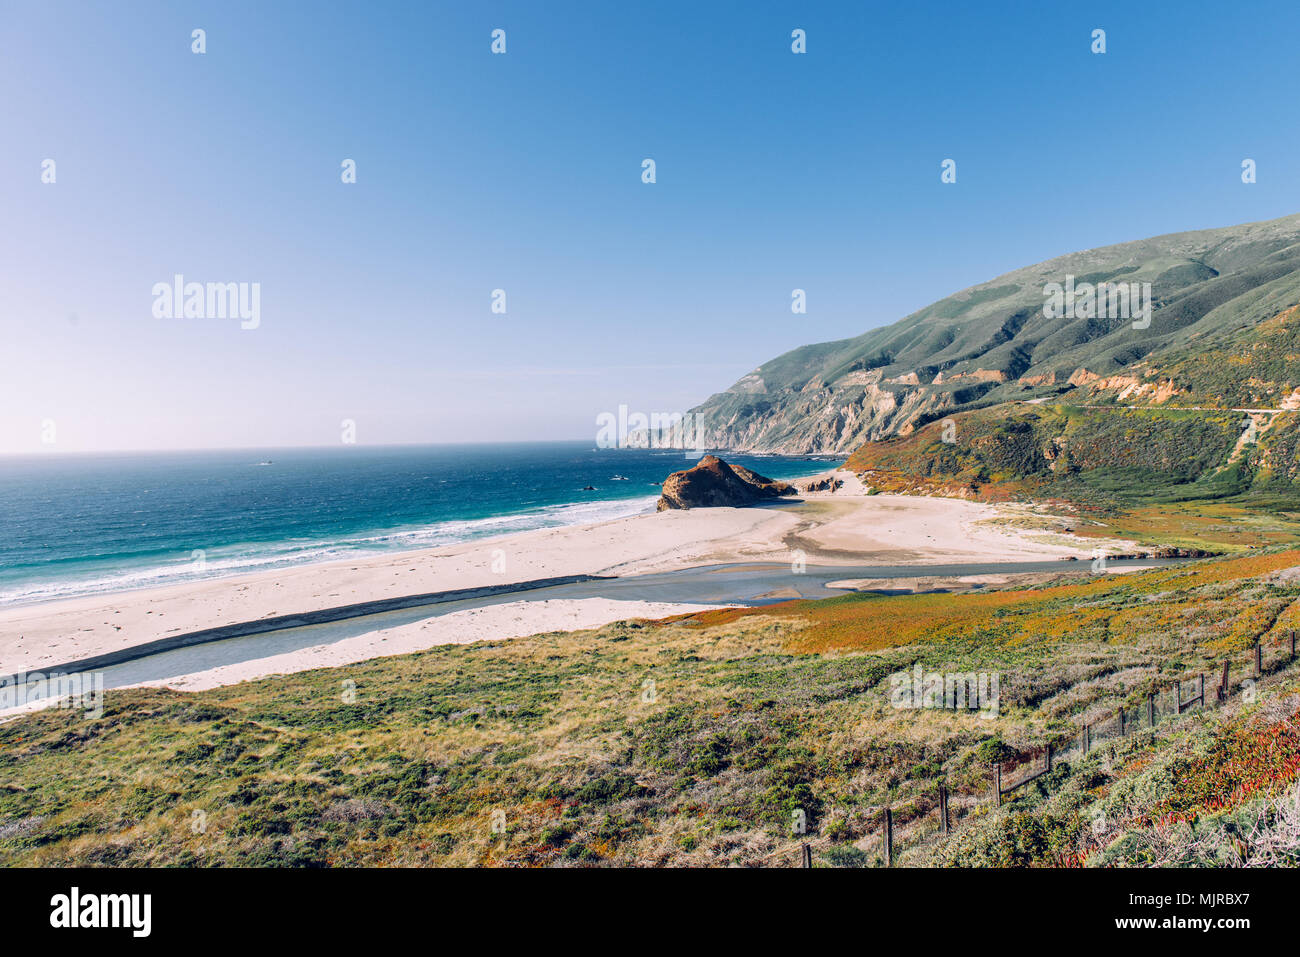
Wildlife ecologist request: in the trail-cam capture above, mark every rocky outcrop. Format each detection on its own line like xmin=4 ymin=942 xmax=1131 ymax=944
xmin=1075 ymin=373 xmax=1184 ymax=405
xmin=932 ymin=368 xmax=1007 ymax=385
xmin=1060 ymin=547 xmax=1217 ymax=561
xmin=1018 ymin=372 xmax=1057 ymax=387
xmin=656 ymin=456 xmax=796 ymax=510
xmin=797 ymin=476 xmax=844 ymax=493
xmin=673 ymin=381 xmax=960 ymax=455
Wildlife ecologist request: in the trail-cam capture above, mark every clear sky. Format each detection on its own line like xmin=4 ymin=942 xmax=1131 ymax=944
xmin=4 ymin=0 xmax=1300 ymax=453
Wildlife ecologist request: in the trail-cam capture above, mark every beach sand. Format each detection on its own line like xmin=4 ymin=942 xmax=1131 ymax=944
xmin=133 ymin=597 xmax=724 ymax=693
xmin=0 ymin=470 xmax=1121 ymax=689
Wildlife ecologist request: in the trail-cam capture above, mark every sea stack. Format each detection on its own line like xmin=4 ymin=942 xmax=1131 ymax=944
xmin=656 ymin=455 xmax=796 ymax=511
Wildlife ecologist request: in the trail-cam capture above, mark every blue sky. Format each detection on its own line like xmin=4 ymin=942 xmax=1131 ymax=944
xmin=4 ymin=0 xmax=1300 ymax=452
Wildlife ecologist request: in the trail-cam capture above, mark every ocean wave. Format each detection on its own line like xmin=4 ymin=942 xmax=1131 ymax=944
xmin=0 ymin=494 xmax=659 ymax=606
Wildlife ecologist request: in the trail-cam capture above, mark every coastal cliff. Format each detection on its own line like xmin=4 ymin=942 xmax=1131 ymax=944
xmin=677 ymin=212 xmax=1300 ymax=454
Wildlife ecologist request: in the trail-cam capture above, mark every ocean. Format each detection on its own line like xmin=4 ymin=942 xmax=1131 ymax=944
xmin=0 ymin=442 xmax=832 ymax=605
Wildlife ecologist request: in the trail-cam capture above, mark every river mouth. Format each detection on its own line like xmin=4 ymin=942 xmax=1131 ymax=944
xmin=7 ymin=557 xmax=1188 ymax=697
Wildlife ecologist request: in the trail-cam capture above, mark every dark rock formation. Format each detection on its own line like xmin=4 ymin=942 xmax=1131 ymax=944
xmin=1058 ymin=547 xmax=1218 ymax=562
xmin=656 ymin=455 xmax=796 ymax=511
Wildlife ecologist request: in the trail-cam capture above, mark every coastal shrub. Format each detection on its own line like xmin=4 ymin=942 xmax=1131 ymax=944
xmin=759 ymin=775 xmax=822 ymax=831
xmin=353 ymin=760 xmax=440 ymax=810
xmin=974 ymin=736 xmax=1015 ymax=767
xmin=687 ymin=734 xmax=732 ymax=776
xmin=231 ymin=810 xmax=294 ymax=837
xmin=238 ymin=837 xmax=329 ymax=868
xmin=574 ymin=773 xmax=645 ymax=806
xmin=821 ymin=845 xmax=869 ymax=868
xmin=541 ymin=824 xmax=572 ymax=846
xmin=1147 ymin=714 xmax=1300 ymax=825
xmin=322 ymin=798 xmax=395 ymax=823
xmin=941 ymin=809 xmax=1086 ymax=867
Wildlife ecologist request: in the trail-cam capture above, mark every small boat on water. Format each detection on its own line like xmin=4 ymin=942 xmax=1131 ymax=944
xmin=611 ymin=475 xmax=629 ymax=481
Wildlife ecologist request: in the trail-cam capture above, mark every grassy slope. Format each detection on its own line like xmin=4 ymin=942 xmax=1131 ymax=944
xmin=4 ymin=551 xmax=1300 ymax=867
xmin=688 ymin=213 xmax=1300 ymax=452
xmin=837 ymin=298 xmax=1300 ymax=556
xmin=842 ymin=400 xmax=1300 ymax=552
xmin=719 ymin=214 xmax=1300 ymax=398
xmin=1070 ymin=303 xmax=1300 ymax=411
xmin=845 ymin=403 xmax=1247 ymax=500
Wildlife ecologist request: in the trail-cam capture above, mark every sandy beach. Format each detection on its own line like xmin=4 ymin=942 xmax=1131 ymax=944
xmin=0 ymin=470 xmax=1119 ymax=690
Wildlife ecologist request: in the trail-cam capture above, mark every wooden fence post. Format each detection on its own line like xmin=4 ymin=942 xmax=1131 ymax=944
xmin=1291 ymin=630 xmax=1296 ymax=660
xmin=1198 ymin=673 xmax=1205 ymax=707
xmin=1045 ymin=742 xmax=1053 ymax=773
xmin=1146 ymin=692 xmax=1155 ymax=728
xmin=801 ymin=842 xmax=812 ymax=868
xmin=993 ymin=763 xmax=1002 ymax=807
xmin=1254 ymin=641 xmax=1263 ymax=678
xmin=883 ymin=808 xmax=893 ymax=867
xmin=1118 ymin=707 xmax=1125 ymax=737
xmin=1219 ymin=660 xmax=1229 ymax=704
xmin=939 ymin=783 xmax=949 ymax=835
xmin=1084 ymin=723 xmax=1092 ymax=754
xmin=1172 ymin=681 xmax=1181 ymax=713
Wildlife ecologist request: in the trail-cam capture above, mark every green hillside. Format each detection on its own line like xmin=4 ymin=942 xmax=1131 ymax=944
xmin=845 ymin=403 xmax=1250 ymax=503
xmin=839 ymin=294 xmax=1300 ymax=545
xmin=691 ymin=213 xmax=1300 ymax=453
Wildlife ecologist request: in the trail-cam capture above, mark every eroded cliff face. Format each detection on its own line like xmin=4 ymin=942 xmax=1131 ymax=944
xmin=686 ymin=374 xmax=961 ymax=454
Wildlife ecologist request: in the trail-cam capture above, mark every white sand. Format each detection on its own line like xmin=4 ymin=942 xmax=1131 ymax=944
xmin=128 ymin=597 xmax=721 ymax=693
xmin=0 ymin=470 xmax=1122 ymax=690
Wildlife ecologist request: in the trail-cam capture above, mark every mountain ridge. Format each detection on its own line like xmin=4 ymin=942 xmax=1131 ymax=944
xmin=682 ymin=212 xmax=1300 ymax=454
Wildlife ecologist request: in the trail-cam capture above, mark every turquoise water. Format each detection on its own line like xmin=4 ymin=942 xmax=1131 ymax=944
xmin=0 ymin=442 xmax=831 ymax=605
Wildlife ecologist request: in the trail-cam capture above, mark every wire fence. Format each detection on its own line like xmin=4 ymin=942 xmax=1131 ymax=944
xmin=775 ymin=631 xmax=1300 ymax=867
